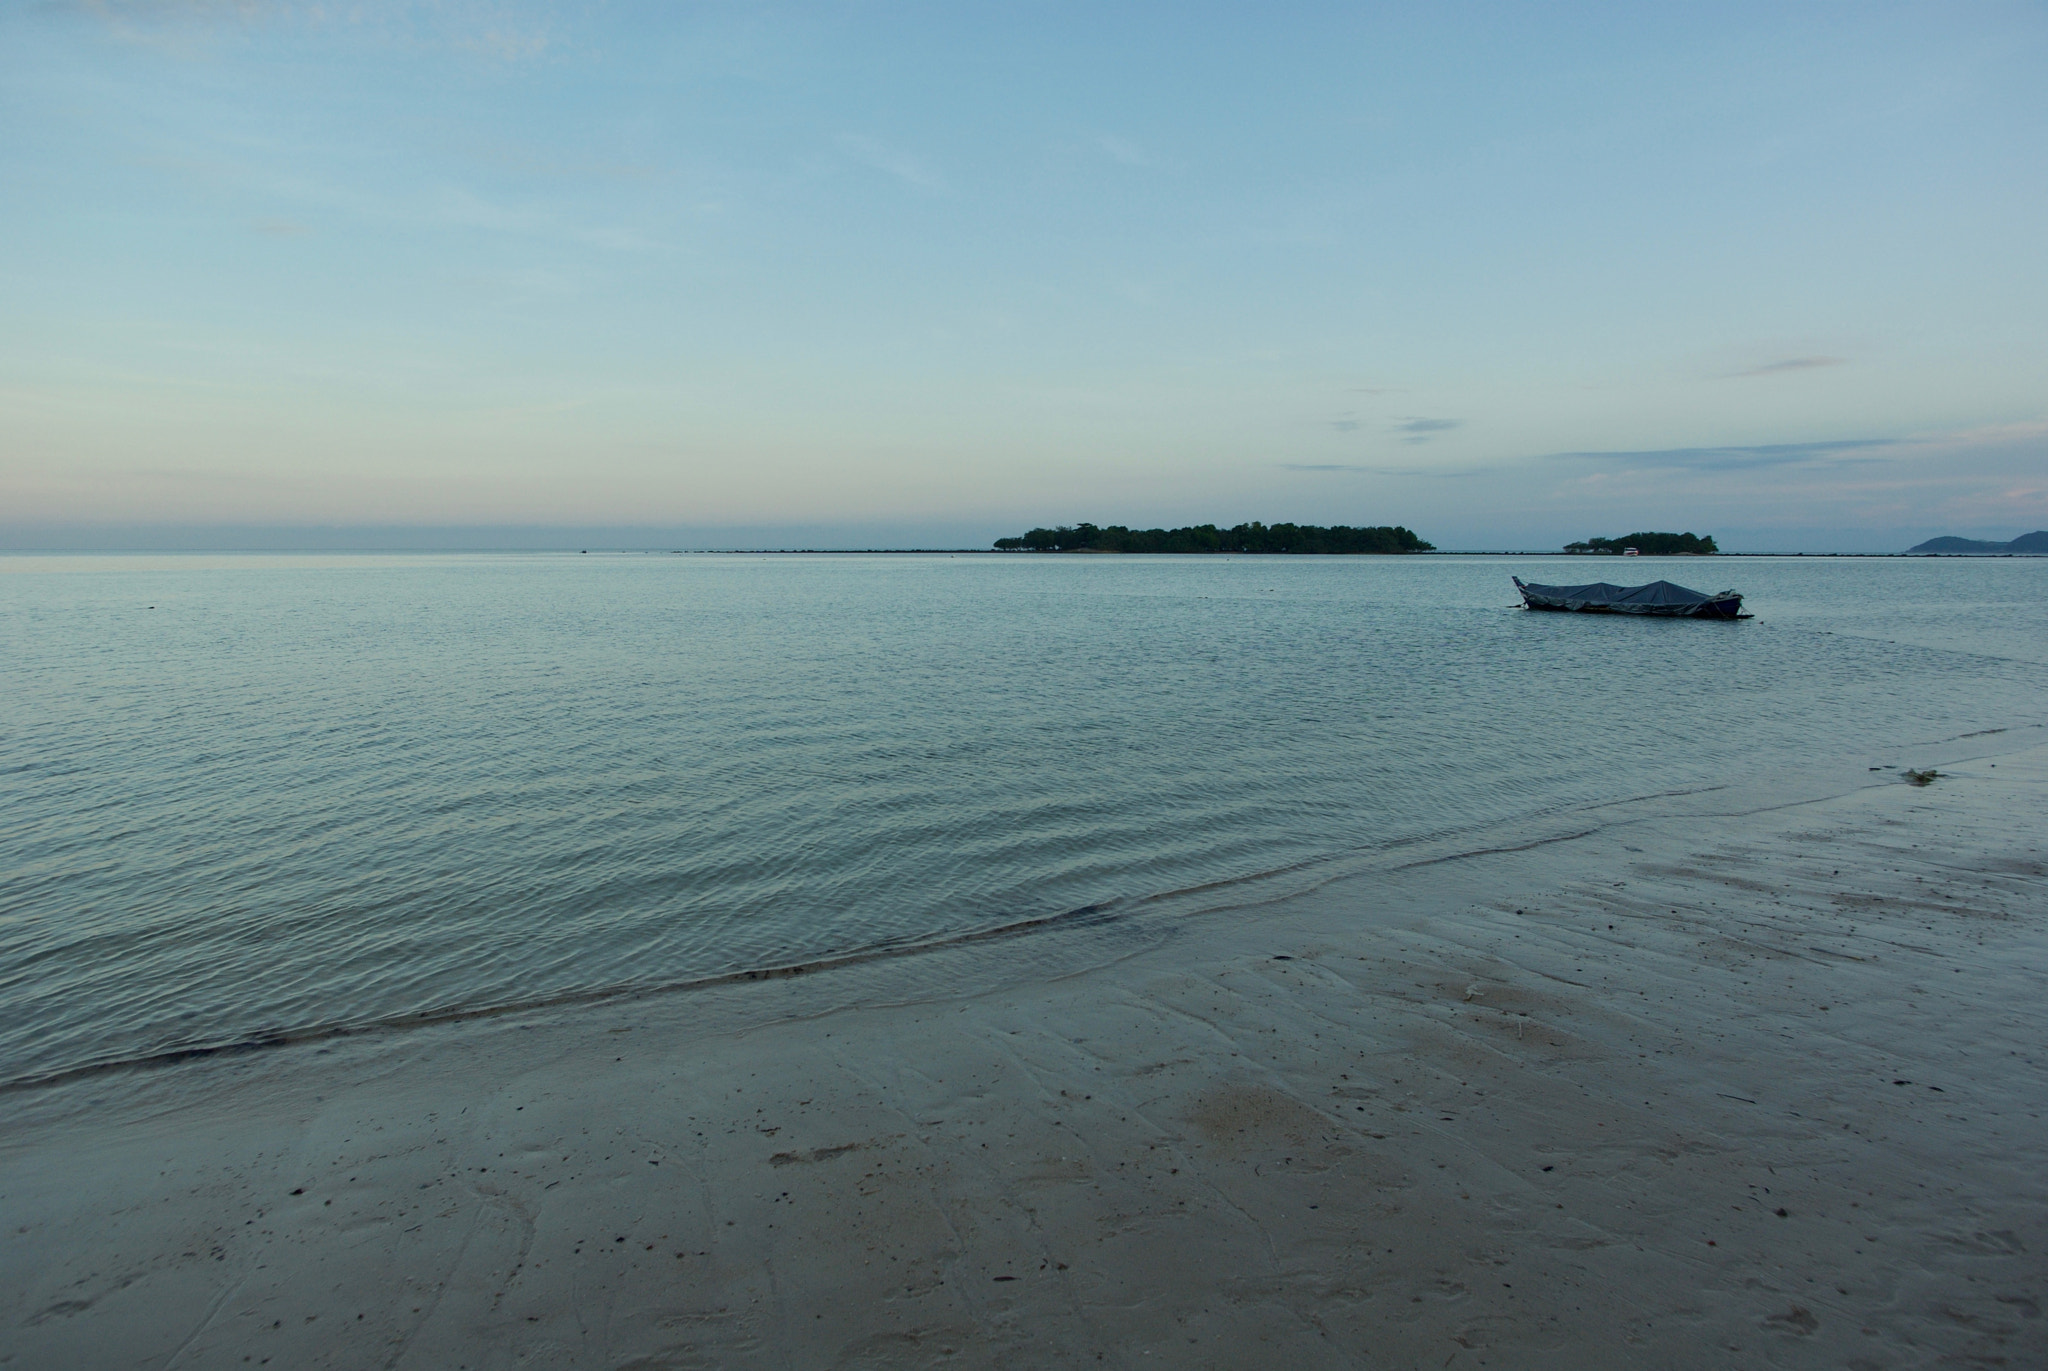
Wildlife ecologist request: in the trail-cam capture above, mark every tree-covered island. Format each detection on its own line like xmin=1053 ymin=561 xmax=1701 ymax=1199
xmin=993 ymin=522 xmax=1433 ymax=553
xmin=1564 ymin=531 xmax=1718 ymax=555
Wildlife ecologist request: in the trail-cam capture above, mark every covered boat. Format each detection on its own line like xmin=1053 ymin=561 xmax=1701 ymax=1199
xmin=1513 ymin=576 xmax=1746 ymax=619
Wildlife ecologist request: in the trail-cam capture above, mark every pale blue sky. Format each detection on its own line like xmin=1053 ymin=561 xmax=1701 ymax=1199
xmin=4 ymin=1 xmax=2044 ymax=550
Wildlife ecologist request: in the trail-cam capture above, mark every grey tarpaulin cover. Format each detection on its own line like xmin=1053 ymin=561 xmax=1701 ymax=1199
xmin=1513 ymin=577 xmax=1745 ymax=618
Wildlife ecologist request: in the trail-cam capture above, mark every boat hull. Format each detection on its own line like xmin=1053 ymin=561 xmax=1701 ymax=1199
xmin=1513 ymin=577 xmax=1745 ymax=619
xmin=1518 ymin=595 xmax=1745 ymax=618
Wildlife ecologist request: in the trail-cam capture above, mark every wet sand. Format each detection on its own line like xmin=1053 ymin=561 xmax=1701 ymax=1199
xmin=4 ymin=741 xmax=2044 ymax=1369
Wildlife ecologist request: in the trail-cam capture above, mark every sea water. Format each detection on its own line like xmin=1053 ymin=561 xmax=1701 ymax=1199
xmin=4 ymin=553 xmax=2044 ymax=1088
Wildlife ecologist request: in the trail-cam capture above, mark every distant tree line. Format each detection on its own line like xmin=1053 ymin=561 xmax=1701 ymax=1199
xmin=992 ymin=522 xmax=1434 ymax=554
xmin=1564 ymin=531 xmax=1718 ymax=555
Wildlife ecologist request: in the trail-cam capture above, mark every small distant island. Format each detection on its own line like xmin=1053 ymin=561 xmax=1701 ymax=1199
xmin=1907 ymin=531 xmax=2048 ymax=554
xmin=1564 ymin=531 xmax=1717 ymax=555
xmin=992 ymin=522 xmax=1434 ymax=554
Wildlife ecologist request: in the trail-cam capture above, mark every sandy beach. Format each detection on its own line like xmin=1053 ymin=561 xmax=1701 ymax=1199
xmin=5 ymin=735 xmax=2044 ymax=1369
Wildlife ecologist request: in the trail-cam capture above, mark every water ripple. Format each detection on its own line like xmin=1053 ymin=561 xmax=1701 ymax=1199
xmin=2 ymin=552 xmax=2043 ymax=1087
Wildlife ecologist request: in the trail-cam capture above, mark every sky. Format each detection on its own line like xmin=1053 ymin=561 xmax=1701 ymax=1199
xmin=3 ymin=1 xmax=2045 ymax=552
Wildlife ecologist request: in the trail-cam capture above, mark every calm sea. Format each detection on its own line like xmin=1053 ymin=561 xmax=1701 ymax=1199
xmin=4 ymin=553 xmax=2043 ymax=1088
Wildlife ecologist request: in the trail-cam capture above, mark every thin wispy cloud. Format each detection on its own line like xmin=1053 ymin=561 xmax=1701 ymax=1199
xmin=1553 ymin=438 xmax=1895 ymax=471
xmin=460 ymin=25 xmax=552 ymax=62
xmin=78 ymin=1 xmax=558 ymax=62
xmin=1280 ymin=461 xmax=1493 ymax=478
xmin=1726 ymin=356 xmax=1845 ymax=378
xmin=1933 ymin=418 xmax=2048 ymax=448
xmin=252 ymin=218 xmax=309 ymax=236
xmin=1328 ymin=418 xmax=1359 ymax=433
xmin=835 ymin=134 xmax=942 ymax=190
xmin=250 ymin=172 xmax=657 ymax=251
xmin=1395 ymin=417 xmax=1458 ymax=444
xmin=1095 ymin=135 xmax=1149 ymax=167
xmin=79 ymin=0 xmax=276 ymax=19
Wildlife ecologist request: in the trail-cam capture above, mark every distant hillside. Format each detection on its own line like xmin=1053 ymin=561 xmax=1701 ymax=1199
xmin=1564 ymin=531 xmax=1717 ymax=555
xmin=1908 ymin=532 xmax=2048 ymax=554
xmin=993 ymin=522 xmax=1433 ymax=553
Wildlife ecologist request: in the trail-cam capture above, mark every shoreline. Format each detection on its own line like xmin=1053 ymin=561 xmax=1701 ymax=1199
xmin=6 ymin=722 xmax=2024 ymax=1101
xmin=4 ymin=741 xmax=2044 ymax=1367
